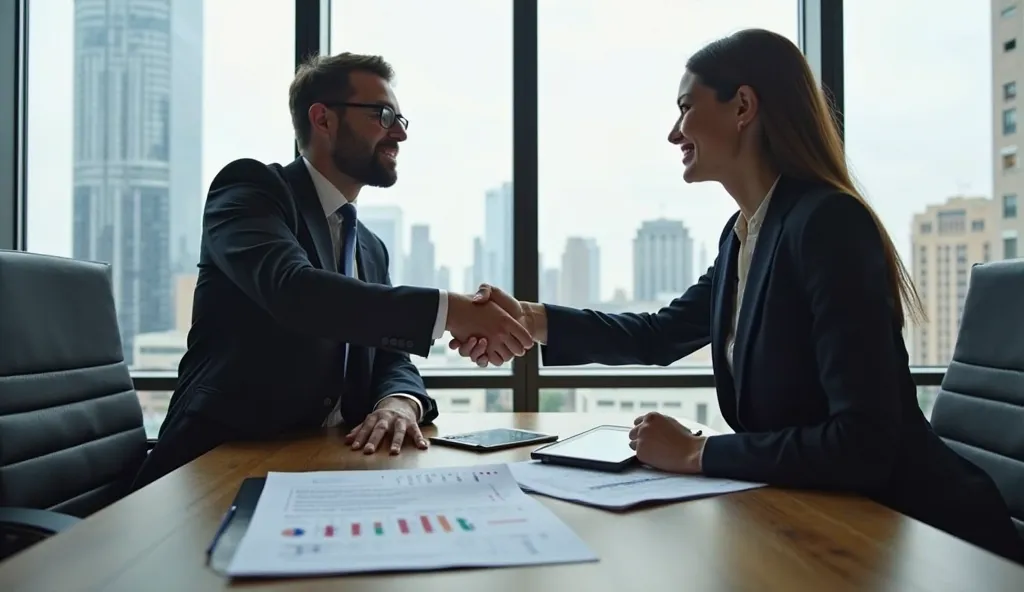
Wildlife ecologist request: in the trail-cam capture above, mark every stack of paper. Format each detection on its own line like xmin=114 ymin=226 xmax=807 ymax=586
xmin=508 ymin=461 xmax=764 ymax=510
xmin=225 ymin=464 xmax=597 ymax=577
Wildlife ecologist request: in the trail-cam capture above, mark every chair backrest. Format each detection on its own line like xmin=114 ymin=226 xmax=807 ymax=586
xmin=0 ymin=250 xmax=147 ymax=517
xmin=931 ymin=259 xmax=1024 ymax=541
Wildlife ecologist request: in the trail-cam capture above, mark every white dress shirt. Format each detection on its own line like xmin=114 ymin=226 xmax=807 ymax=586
xmin=724 ymin=175 xmax=780 ymax=373
xmin=301 ymin=158 xmax=446 ymax=426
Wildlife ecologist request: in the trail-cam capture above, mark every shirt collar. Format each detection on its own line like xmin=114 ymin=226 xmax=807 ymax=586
xmin=734 ymin=175 xmax=781 ymax=240
xmin=302 ymin=156 xmax=354 ymax=218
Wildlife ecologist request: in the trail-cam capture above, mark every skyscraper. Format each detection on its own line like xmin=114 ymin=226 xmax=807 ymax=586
xmin=73 ymin=0 xmax=202 ymax=363
xmin=170 ymin=0 xmax=203 ymax=273
xmin=483 ymin=182 xmax=513 ymax=292
xmin=436 ymin=265 xmax=451 ymax=292
xmin=909 ymin=196 xmax=996 ymax=366
xmin=993 ymin=3 xmax=1023 ymax=259
xmin=560 ymin=237 xmax=600 ymax=307
xmin=539 ymin=254 xmax=561 ymax=304
xmin=360 ymin=205 xmax=404 ymax=284
xmin=468 ymin=236 xmax=486 ymax=292
xmin=406 ymin=224 xmax=436 ymax=288
xmin=632 ymin=218 xmax=693 ymax=301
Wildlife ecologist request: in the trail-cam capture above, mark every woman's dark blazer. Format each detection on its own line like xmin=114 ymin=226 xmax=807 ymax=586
xmin=540 ymin=175 xmax=1024 ymax=563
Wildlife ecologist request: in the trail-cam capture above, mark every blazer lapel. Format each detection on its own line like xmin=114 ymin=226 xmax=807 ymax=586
xmin=711 ymin=221 xmax=741 ymax=425
xmin=354 ymin=225 xmax=375 ymax=283
xmin=281 ymin=158 xmax=335 ymax=271
xmin=731 ymin=177 xmax=802 ymax=402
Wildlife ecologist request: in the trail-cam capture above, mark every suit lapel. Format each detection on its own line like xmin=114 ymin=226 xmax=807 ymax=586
xmin=731 ymin=177 xmax=802 ymax=403
xmin=281 ymin=158 xmax=335 ymax=271
xmin=711 ymin=222 xmax=741 ymax=425
xmin=355 ymin=225 xmax=377 ymax=283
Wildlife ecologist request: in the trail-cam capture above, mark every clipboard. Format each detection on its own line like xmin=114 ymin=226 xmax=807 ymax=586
xmin=207 ymin=477 xmax=266 ymax=575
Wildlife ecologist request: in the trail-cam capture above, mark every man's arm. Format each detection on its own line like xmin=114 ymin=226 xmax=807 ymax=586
xmin=203 ymin=160 xmax=439 ymax=356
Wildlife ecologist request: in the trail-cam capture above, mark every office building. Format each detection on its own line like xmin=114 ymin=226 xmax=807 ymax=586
xmin=360 ymin=205 xmax=404 ymax=284
xmin=72 ymin=0 xmax=202 ymax=364
xmin=560 ymin=237 xmax=600 ymax=307
xmin=633 ymin=218 xmax=694 ymax=302
xmin=483 ymin=182 xmax=513 ymax=292
xmin=993 ymin=2 xmax=1023 ymax=259
xmin=909 ymin=196 xmax=996 ymax=365
xmin=405 ymin=224 xmax=437 ymax=288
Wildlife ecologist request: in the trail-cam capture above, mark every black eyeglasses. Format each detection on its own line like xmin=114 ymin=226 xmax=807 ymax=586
xmin=321 ymin=101 xmax=409 ymax=131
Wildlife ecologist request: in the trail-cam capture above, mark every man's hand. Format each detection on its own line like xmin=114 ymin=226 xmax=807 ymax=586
xmin=449 ymin=284 xmax=547 ymax=367
xmin=446 ymin=289 xmax=534 ymax=367
xmin=344 ymin=397 xmax=428 ymax=455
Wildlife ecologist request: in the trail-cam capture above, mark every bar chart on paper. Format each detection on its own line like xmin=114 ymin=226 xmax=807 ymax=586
xmin=285 ymin=514 xmax=477 ymax=540
xmin=226 ymin=465 xmax=597 ymax=576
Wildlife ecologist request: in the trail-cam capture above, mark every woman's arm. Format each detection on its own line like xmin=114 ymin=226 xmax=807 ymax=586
xmin=534 ymin=267 xmax=716 ymax=367
xmin=700 ymin=194 xmax=903 ymax=491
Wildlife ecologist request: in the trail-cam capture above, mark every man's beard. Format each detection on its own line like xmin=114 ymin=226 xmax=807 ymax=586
xmin=329 ymin=127 xmax=397 ymax=188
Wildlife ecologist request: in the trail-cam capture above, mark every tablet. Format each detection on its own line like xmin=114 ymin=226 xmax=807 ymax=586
xmin=429 ymin=428 xmax=558 ymax=452
xmin=530 ymin=425 xmax=636 ymax=472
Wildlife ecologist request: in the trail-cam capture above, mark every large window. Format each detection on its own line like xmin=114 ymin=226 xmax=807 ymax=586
xmin=845 ymin=0 xmax=995 ymax=368
xmin=535 ymin=1 xmax=798 ymax=386
xmin=330 ymin=0 xmax=513 ymax=374
xmin=9 ymin=1 xmax=950 ymax=423
xmin=25 ymin=0 xmax=296 ymax=428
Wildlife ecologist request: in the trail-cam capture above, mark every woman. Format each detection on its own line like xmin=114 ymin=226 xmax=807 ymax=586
xmin=450 ymin=29 xmax=1024 ymax=563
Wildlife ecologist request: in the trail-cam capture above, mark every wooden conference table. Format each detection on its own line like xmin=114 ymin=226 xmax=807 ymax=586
xmin=2 ymin=413 xmax=1024 ymax=591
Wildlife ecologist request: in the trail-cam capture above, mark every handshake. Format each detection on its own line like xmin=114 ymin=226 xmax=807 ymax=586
xmin=444 ymin=284 xmax=548 ymax=367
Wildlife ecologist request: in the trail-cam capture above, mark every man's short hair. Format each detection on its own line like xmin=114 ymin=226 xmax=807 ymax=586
xmin=288 ymin=52 xmax=395 ymax=149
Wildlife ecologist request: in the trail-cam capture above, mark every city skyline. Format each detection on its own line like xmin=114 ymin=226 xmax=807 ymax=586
xmin=26 ymin=0 xmax=993 ymax=304
xmin=360 ymin=197 xmax=700 ymax=300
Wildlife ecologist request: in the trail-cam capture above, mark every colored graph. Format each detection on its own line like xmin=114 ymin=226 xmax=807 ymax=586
xmin=308 ymin=515 xmax=477 ymax=539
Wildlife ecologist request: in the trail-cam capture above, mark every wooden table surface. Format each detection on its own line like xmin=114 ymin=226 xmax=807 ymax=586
xmin=2 ymin=413 xmax=1023 ymax=592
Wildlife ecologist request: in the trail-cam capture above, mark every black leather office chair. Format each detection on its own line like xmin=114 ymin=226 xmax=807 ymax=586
xmin=0 ymin=250 xmax=148 ymax=560
xmin=930 ymin=259 xmax=1024 ymax=545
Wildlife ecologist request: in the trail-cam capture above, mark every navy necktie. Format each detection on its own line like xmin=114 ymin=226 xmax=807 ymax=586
xmin=336 ymin=203 xmax=357 ymax=277
xmin=336 ymin=203 xmax=357 ymax=383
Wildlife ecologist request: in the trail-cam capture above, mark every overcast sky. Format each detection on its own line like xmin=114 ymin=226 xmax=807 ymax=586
xmin=25 ymin=0 xmax=991 ymax=299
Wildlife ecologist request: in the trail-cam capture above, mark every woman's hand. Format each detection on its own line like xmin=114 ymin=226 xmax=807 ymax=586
xmin=628 ymin=412 xmax=707 ymax=474
xmin=448 ymin=284 xmax=547 ymax=367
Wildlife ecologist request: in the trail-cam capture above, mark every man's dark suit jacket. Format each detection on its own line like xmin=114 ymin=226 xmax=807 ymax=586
xmin=540 ymin=176 xmax=1024 ymax=563
xmin=132 ymin=157 xmax=440 ymax=490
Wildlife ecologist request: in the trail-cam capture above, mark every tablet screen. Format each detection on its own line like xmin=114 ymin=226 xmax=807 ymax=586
xmin=539 ymin=426 xmax=634 ymax=464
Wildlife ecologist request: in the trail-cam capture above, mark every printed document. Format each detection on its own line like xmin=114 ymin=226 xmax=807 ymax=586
xmin=509 ymin=461 xmax=764 ymax=510
xmin=225 ymin=464 xmax=596 ymax=577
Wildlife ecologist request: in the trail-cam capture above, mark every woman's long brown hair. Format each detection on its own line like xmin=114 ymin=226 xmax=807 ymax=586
xmin=687 ymin=28 xmax=924 ymax=328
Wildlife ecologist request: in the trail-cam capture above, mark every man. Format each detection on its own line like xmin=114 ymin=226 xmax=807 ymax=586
xmin=131 ymin=53 xmax=532 ymax=490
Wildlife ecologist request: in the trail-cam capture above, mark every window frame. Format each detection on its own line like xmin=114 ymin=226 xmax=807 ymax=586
xmin=3 ymin=0 xmax=945 ymax=410
xmin=1005 ymin=107 xmax=1018 ymax=135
